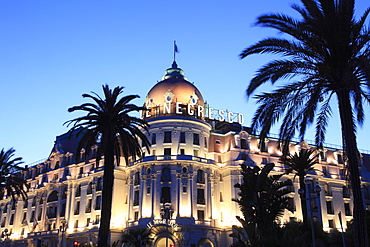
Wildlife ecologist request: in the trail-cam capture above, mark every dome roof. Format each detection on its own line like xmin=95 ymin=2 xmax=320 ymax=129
xmin=144 ymin=62 xmax=204 ymax=107
xmin=143 ymin=62 xmax=205 ymax=119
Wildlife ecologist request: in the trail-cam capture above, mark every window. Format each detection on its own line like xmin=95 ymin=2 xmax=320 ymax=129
xmin=86 ymin=218 xmax=91 ymax=227
xmin=164 ymin=131 xmax=172 ymax=143
xmin=47 ymin=205 xmax=57 ymax=218
xmin=161 ymin=167 xmax=171 ymax=182
xmin=220 ymin=192 xmax=223 ymax=202
xmin=38 ymin=208 xmax=42 ymax=221
xmin=9 ymin=214 xmax=14 ymax=225
xmin=134 ymin=172 xmax=140 ymax=185
xmin=1 ymin=217 xmax=5 ymax=227
xmin=23 ymin=200 xmax=28 ymax=209
xmin=80 ymin=167 xmax=84 ymax=175
xmin=193 ymin=133 xmax=200 ymax=145
xmin=134 ymin=211 xmax=139 ymax=221
xmin=74 ymin=220 xmax=79 ymax=228
xmin=337 ymin=153 xmax=344 ymax=164
xmin=75 ymin=185 xmax=81 ymax=197
xmin=197 ymin=169 xmax=205 ymax=184
xmin=30 ymin=211 xmax=34 ymax=222
xmin=182 ymin=186 xmax=187 ymax=193
xmin=75 ymin=201 xmax=80 ymax=215
xmin=241 ymin=138 xmax=248 ymax=149
xmin=47 ymin=191 xmax=58 ymax=202
xmin=86 ymin=199 xmax=92 ymax=213
xmin=164 ymin=148 xmax=171 ymax=156
xmin=204 ymin=137 xmax=207 ymax=148
xmin=96 ymin=177 xmax=103 ymax=191
xmin=344 ymin=203 xmax=352 ymax=216
xmin=95 ymin=196 xmax=102 ymax=210
xmin=197 ymin=189 xmax=205 ymax=204
xmin=180 ymin=148 xmax=185 ymax=155
xmin=326 ymin=201 xmax=334 ymax=214
xmin=325 ymin=183 xmax=332 ymax=196
xmin=134 ymin=190 xmax=139 ymax=206
xmin=151 ymin=133 xmax=156 ymax=145
xmin=161 ymin=187 xmax=171 ymax=203
xmin=320 ymin=151 xmax=327 ymax=161
xmin=147 ymin=187 xmax=151 ymax=194
xmin=180 ymin=132 xmax=186 ymax=143
xmin=95 ymin=215 xmax=100 ymax=225
xmin=87 ymin=182 xmax=93 ymax=194
xmin=343 ymin=186 xmax=350 ymax=198
xmin=198 ymin=210 xmax=205 ymax=220
xmin=219 ymin=174 xmax=223 ymax=182
xmin=328 ymin=219 xmax=335 ymax=228
xmin=194 ymin=150 xmax=199 ymax=157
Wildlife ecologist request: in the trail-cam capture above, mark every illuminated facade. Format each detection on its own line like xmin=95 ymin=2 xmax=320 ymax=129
xmin=1 ymin=62 xmax=370 ymax=246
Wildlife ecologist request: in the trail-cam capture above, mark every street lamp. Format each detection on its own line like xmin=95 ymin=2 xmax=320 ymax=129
xmin=298 ymin=180 xmax=321 ymax=247
xmin=59 ymin=220 xmax=67 ymax=247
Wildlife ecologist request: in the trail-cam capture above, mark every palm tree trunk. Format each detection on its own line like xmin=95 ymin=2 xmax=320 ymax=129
xmin=299 ymin=175 xmax=308 ymax=228
xmin=98 ymin=136 xmax=115 ymax=247
xmin=337 ymin=89 xmax=368 ymax=247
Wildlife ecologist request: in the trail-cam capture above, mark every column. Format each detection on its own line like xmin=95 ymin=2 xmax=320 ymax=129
xmin=151 ymin=174 xmax=157 ymax=218
xmin=176 ymin=174 xmax=181 ymax=217
xmin=207 ymin=173 xmax=213 ymax=219
xmin=189 ymin=173 xmax=194 ymax=218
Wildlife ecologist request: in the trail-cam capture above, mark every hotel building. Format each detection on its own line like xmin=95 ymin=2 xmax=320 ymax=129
xmin=1 ymin=62 xmax=369 ymax=246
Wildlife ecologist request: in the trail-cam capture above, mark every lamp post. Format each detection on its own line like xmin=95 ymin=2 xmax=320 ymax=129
xmin=58 ymin=220 xmax=67 ymax=247
xmin=298 ymin=180 xmax=321 ymax=247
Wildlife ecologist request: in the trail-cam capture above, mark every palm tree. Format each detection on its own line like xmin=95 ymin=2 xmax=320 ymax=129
xmin=279 ymin=148 xmax=319 ymax=228
xmin=0 ymin=148 xmax=28 ymax=202
xmin=240 ymin=0 xmax=370 ymax=245
xmin=233 ymin=163 xmax=294 ymax=246
xmin=121 ymin=228 xmax=153 ymax=247
xmin=65 ymin=85 xmax=150 ymax=247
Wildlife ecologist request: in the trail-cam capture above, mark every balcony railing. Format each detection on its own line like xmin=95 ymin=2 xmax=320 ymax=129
xmin=133 ymin=155 xmax=216 ymax=165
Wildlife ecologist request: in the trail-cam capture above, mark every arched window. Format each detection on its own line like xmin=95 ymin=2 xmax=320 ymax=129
xmin=197 ymin=169 xmax=205 ymax=184
xmin=47 ymin=191 xmax=58 ymax=203
xmin=161 ymin=167 xmax=171 ymax=182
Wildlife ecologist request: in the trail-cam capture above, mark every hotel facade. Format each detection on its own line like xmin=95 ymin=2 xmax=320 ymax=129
xmin=1 ymin=62 xmax=370 ymax=246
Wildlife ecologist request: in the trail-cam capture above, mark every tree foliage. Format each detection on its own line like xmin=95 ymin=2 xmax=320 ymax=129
xmin=65 ymin=85 xmax=150 ymax=247
xmin=232 ymin=163 xmax=294 ymax=246
xmin=0 ymin=148 xmax=27 ymax=202
xmin=240 ymin=0 xmax=370 ymax=245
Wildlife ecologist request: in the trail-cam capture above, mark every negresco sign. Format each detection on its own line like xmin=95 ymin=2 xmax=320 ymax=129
xmin=144 ymin=102 xmax=244 ymax=125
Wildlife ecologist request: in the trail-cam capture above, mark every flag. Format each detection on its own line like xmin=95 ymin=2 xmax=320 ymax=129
xmin=174 ymin=41 xmax=179 ymax=53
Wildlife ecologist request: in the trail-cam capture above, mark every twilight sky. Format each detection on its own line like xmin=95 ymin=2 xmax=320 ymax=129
xmin=0 ymin=0 xmax=369 ymax=164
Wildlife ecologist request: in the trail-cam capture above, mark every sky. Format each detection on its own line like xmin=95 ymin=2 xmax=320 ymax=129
xmin=0 ymin=0 xmax=369 ymax=165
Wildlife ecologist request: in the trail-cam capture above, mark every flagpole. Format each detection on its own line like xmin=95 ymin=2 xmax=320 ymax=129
xmin=174 ymin=40 xmax=176 ymax=62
